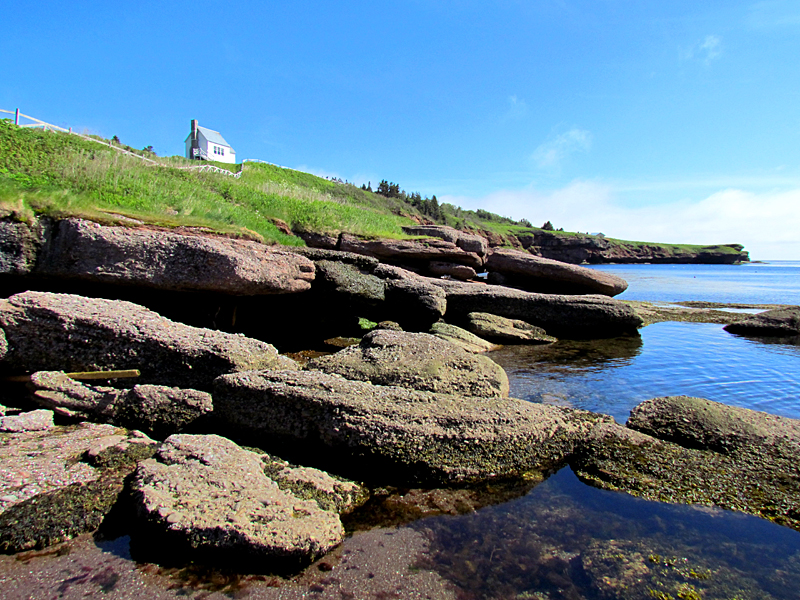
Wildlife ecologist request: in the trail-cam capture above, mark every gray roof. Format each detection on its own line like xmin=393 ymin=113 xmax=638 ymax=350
xmin=186 ymin=125 xmax=233 ymax=148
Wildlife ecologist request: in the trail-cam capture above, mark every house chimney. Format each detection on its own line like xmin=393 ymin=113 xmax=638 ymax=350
xmin=190 ymin=119 xmax=200 ymax=159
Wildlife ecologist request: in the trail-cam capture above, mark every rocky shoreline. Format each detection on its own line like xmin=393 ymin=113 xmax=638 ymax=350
xmin=0 ymin=215 xmax=798 ymax=596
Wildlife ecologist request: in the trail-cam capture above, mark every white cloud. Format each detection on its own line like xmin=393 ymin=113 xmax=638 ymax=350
xmin=681 ymin=35 xmax=723 ymax=66
xmin=441 ymin=181 xmax=800 ymax=260
xmin=502 ymin=95 xmax=528 ymax=121
xmin=532 ymin=128 xmax=592 ymax=171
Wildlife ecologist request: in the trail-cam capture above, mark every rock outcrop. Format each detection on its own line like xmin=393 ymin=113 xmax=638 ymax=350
xmin=723 ymin=307 xmax=800 ymax=337
xmin=572 ymin=396 xmax=800 ymax=531
xmin=0 ymin=423 xmax=155 ymax=552
xmin=339 ymin=233 xmax=484 ymax=270
xmin=429 ymin=279 xmax=643 ymax=338
xmin=466 ymin=312 xmax=557 ymax=344
xmin=213 ymin=370 xmax=610 ymax=485
xmin=29 ymin=371 xmax=213 ymax=438
xmin=306 ymin=329 xmax=510 ymax=398
xmin=130 ymin=434 xmax=345 ymax=571
xmin=516 ymin=230 xmax=749 ymax=265
xmin=485 ymin=248 xmax=628 ymax=296
xmin=34 ymin=218 xmax=315 ymax=294
xmin=0 ymin=291 xmax=297 ymax=390
xmin=401 ymin=225 xmax=489 ymax=262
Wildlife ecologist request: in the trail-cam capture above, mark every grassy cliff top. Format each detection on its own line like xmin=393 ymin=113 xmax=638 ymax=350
xmin=0 ymin=119 xmax=742 ymax=256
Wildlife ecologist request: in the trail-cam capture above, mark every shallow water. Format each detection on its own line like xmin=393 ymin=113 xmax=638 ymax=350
xmin=412 ymin=467 xmax=800 ymax=600
xmin=493 ymin=321 xmax=800 ymax=422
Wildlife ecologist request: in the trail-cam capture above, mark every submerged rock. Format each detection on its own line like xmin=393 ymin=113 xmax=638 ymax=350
xmin=0 ymin=423 xmax=155 ymax=553
xmin=467 ymin=311 xmax=557 ymax=344
xmin=0 ymin=291 xmax=297 ymax=390
xmin=130 ymin=434 xmax=345 ymax=571
xmin=306 ymin=329 xmax=509 ymax=398
xmin=213 ymin=370 xmax=610 ymax=486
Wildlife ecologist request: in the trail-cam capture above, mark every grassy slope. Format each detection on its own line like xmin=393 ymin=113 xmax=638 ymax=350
xmin=0 ymin=119 xmax=741 ymax=256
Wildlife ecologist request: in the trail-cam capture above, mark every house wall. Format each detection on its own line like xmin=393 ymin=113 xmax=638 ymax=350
xmin=197 ymin=131 xmax=236 ymax=164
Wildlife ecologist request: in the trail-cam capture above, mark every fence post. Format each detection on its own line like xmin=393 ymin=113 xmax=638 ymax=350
xmin=14 ymin=108 xmax=19 ymax=126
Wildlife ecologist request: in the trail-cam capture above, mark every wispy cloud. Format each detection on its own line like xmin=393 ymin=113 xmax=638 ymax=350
xmin=441 ymin=181 xmax=800 ymax=260
xmin=681 ymin=35 xmax=723 ymax=66
xmin=531 ymin=128 xmax=592 ymax=172
xmin=502 ymin=95 xmax=528 ymax=121
xmin=748 ymin=0 xmax=800 ymax=28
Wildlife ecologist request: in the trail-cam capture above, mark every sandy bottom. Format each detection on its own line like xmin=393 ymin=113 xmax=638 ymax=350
xmin=0 ymin=528 xmax=457 ymax=600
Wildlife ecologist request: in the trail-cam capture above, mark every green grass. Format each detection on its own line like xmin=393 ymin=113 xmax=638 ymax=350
xmin=0 ymin=120 xmax=416 ymax=244
xmin=0 ymin=119 xmax=744 ymax=256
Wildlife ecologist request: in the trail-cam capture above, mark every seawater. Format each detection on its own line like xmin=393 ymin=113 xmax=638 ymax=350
xmin=403 ymin=261 xmax=800 ymax=599
xmin=588 ymin=260 xmax=800 ymax=305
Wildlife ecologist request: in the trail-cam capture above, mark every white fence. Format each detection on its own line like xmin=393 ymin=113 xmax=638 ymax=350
xmin=1 ymin=108 xmax=307 ymax=180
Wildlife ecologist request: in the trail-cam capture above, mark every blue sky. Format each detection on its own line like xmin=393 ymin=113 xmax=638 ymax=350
xmin=2 ymin=1 xmax=799 ymax=259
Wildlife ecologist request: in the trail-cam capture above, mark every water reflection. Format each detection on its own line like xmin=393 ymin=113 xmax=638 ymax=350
xmin=412 ymin=468 xmax=800 ymax=600
xmin=492 ymin=322 xmax=800 ymax=422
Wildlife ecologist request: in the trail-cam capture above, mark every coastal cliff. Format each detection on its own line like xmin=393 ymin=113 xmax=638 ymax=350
xmin=480 ymin=229 xmax=749 ymax=265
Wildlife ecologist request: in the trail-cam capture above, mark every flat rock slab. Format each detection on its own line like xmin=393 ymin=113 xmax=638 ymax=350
xmin=572 ymin=397 xmax=800 ymax=531
xmin=486 ymin=248 xmax=628 ymax=296
xmin=340 ymin=233 xmax=484 ymax=270
xmin=306 ymin=329 xmax=509 ymax=398
xmin=29 ymin=371 xmax=213 ymax=438
xmin=213 ymin=370 xmax=611 ymax=486
xmin=724 ymin=306 xmax=800 ymax=337
xmin=401 ymin=225 xmax=489 ymax=260
xmin=35 ymin=218 xmax=315 ymax=295
xmin=429 ymin=279 xmax=643 ymax=339
xmin=130 ymin=434 xmax=345 ymax=572
xmin=0 ymin=291 xmax=297 ymax=390
xmin=467 ymin=312 xmax=557 ymax=344
xmin=0 ymin=423 xmax=156 ymax=552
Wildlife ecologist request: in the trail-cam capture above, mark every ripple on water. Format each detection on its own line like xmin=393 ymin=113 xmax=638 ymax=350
xmin=491 ymin=321 xmax=800 ymax=422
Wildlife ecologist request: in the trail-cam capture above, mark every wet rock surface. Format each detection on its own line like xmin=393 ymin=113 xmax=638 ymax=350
xmin=130 ymin=434 xmax=345 ymax=572
xmin=0 ymin=423 xmax=156 ymax=553
xmin=485 ymin=247 xmax=629 ymax=296
xmin=307 ymin=329 xmax=510 ymax=398
xmin=0 ymin=291 xmax=297 ymax=389
xmin=213 ymin=369 xmax=610 ymax=486
xmin=467 ymin=311 xmax=558 ymax=344
xmin=35 ymin=218 xmax=315 ymax=295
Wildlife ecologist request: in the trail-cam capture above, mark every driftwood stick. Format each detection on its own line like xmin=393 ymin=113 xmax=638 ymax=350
xmin=3 ymin=369 xmax=141 ymax=383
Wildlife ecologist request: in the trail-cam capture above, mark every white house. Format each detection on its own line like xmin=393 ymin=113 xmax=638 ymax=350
xmin=185 ymin=119 xmax=236 ymax=164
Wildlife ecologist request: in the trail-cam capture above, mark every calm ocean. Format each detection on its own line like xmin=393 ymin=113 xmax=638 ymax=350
xmin=588 ymin=260 xmax=800 ymax=305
